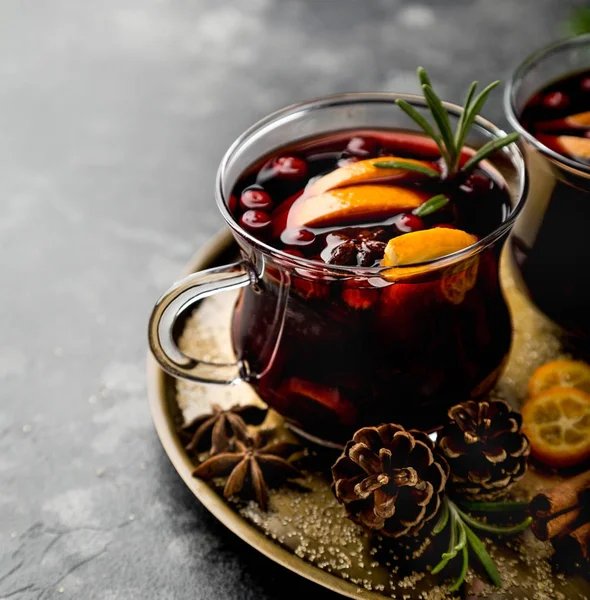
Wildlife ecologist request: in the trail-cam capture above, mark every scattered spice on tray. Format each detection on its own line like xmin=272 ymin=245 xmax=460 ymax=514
xmin=182 ymin=403 xmax=268 ymax=454
xmin=192 ymin=432 xmax=302 ymax=511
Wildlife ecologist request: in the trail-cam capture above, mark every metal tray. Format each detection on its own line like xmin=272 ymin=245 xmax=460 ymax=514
xmin=147 ymin=229 xmax=589 ymax=599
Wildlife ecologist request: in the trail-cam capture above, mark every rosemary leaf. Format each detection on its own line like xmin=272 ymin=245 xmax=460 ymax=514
xmin=395 ymin=99 xmax=450 ymax=163
xmin=448 ymin=543 xmax=469 ymax=593
xmin=432 ymin=511 xmax=458 ymax=575
xmin=372 ymin=160 xmax=439 ymax=177
xmin=456 ymin=80 xmax=500 ymax=155
xmin=453 ymin=81 xmax=478 ymax=170
xmin=422 ymin=84 xmax=457 ymax=165
xmin=454 ymin=516 xmax=467 ymax=552
xmin=414 ymin=194 xmax=449 ymax=217
xmin=448 ymin=511 xmax=457 ymax=550
xmin=464 ymin=524 xmax=503 ymax=588
xmin=417 ymin=66 xmax=433 ymax=88
xmin=459 ymin=500 xmax=529 ymax=513
xmin=501 ymin=517 xmax=534 ymax=535
xmin=431 ymin=554 xmax=452 ymax=576
xmin=432 ymin=499 xmax=450 ymax=535
xmin=446 ymin=501 xmax=467 ymax=554
xmin=461 ymin=132 xmax=520 ymax=173
xmin=456 ymin=505 xmax=532 ymax=535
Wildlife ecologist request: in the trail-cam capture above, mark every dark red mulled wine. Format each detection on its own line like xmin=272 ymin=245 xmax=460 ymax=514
xmin=510 ymin=68 xmax=590 ymax=344
xmin=228 ymin=131 xmax=510 ymax=263
xmin=228 ymin=130 xmax=513 ymax=440
xmin=520 ymin=69 xmax=590 ymax=166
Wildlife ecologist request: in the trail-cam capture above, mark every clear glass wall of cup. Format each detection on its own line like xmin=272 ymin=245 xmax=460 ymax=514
xmin=505 ymin=35 xmax=590 ymax=350
xmin=148 ymin=94 xmax=527 ymax=444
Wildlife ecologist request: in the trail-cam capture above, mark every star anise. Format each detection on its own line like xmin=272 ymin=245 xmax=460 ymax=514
xmin=182 ymin=403 xmax=268 ymax=455
xmin=327 ymin=228 xmax=388 ymax=267
xmin=192 ymin=434 xmax=302 ymax=510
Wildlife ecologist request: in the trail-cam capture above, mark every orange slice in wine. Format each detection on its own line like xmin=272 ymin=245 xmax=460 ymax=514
xmin=528 ymin=359 xmax=590 ymax=396
xmin=287 ymin=185 xmax=427 ymax=228
xmin=381 ymin=229 xmax=477 ymax=281
xmin=536 ymin=111 xmax=590 ymax=132
xmin=306 ymin=156 xmax=438 ymax=196
xmin=522 ymin=386 xmax=590 ymax=468
xmin=382 ymin=228 xmax=476 ymax=265
xmin=537 ymin=134 xmax=590 ymax=161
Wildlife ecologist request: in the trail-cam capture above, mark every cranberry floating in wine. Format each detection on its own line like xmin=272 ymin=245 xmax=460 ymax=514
xmin=396 ymin=213 xmax=425 ymax=234
xmin=240 ymin=187 xmax=273 ymax=211
xmin=239 ymin=209 xmax=272 ymax=233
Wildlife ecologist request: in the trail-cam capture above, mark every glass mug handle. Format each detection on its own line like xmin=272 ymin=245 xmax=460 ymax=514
xmin=148 ymin=261 xmax=254 ymax=384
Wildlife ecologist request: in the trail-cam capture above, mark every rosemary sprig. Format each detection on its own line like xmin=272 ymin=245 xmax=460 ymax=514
xmin=431 ymin=497 xmax=532 ymax=591
xmin=396 ymin=67 xmax=519 ymax=176
xmin=372 ymin=160 xmax=439 ymax=177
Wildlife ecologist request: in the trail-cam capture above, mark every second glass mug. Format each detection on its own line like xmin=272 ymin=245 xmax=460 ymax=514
xmin=148 ymin=94 xmax=527 ymax=443
xmin=505 ymin=35 xmax=590 ymax=348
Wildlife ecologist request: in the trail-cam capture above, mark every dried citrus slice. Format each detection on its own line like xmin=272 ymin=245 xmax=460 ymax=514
xmin=287 ymin=185 xmax=427 ymax=228
xmin=306 ymin=156 xmax=438 ymax=196
xmin=528 ymin=359 xmax=590 ymax=396
xmin=522 ymin=386 xmax=590 ymax=468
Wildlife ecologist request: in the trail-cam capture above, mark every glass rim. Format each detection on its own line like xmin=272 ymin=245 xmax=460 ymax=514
xmin=504 ymin=33 xmax=590 ymax=177
xmin=215 ymin=92 xmax=528 ymax=275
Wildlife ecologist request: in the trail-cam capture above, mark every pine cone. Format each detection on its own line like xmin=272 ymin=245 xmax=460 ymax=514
xmin=331 ymin=424 xmax=449 ymax=538
xmin=438 ymin=400 xmax=530 ymax=501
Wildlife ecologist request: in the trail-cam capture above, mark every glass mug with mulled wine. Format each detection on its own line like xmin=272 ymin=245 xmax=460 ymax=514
xmin=506 ymin=35 xmax=590 ymax=348
xmin=149 ymin=69 xmax=526 ymax=443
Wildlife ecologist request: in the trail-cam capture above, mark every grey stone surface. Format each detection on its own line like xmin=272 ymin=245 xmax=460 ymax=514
xmin=0 ymin=0 xmax=585 ymax=598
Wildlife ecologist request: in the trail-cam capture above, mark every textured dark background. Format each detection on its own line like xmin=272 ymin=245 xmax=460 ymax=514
xmin=0 ymin=1 xmax=585 ymax=598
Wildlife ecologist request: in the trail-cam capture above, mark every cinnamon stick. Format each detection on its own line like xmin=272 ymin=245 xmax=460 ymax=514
xmin=553 ymin=521 xmax=590 ymax=564
xmin=531 ymin=505 xmax=583 ymax=541
xmin=530 ymin=470 xmax=590 ymax=518
xmin=530 ymin=470 xmax=590 ymax=541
